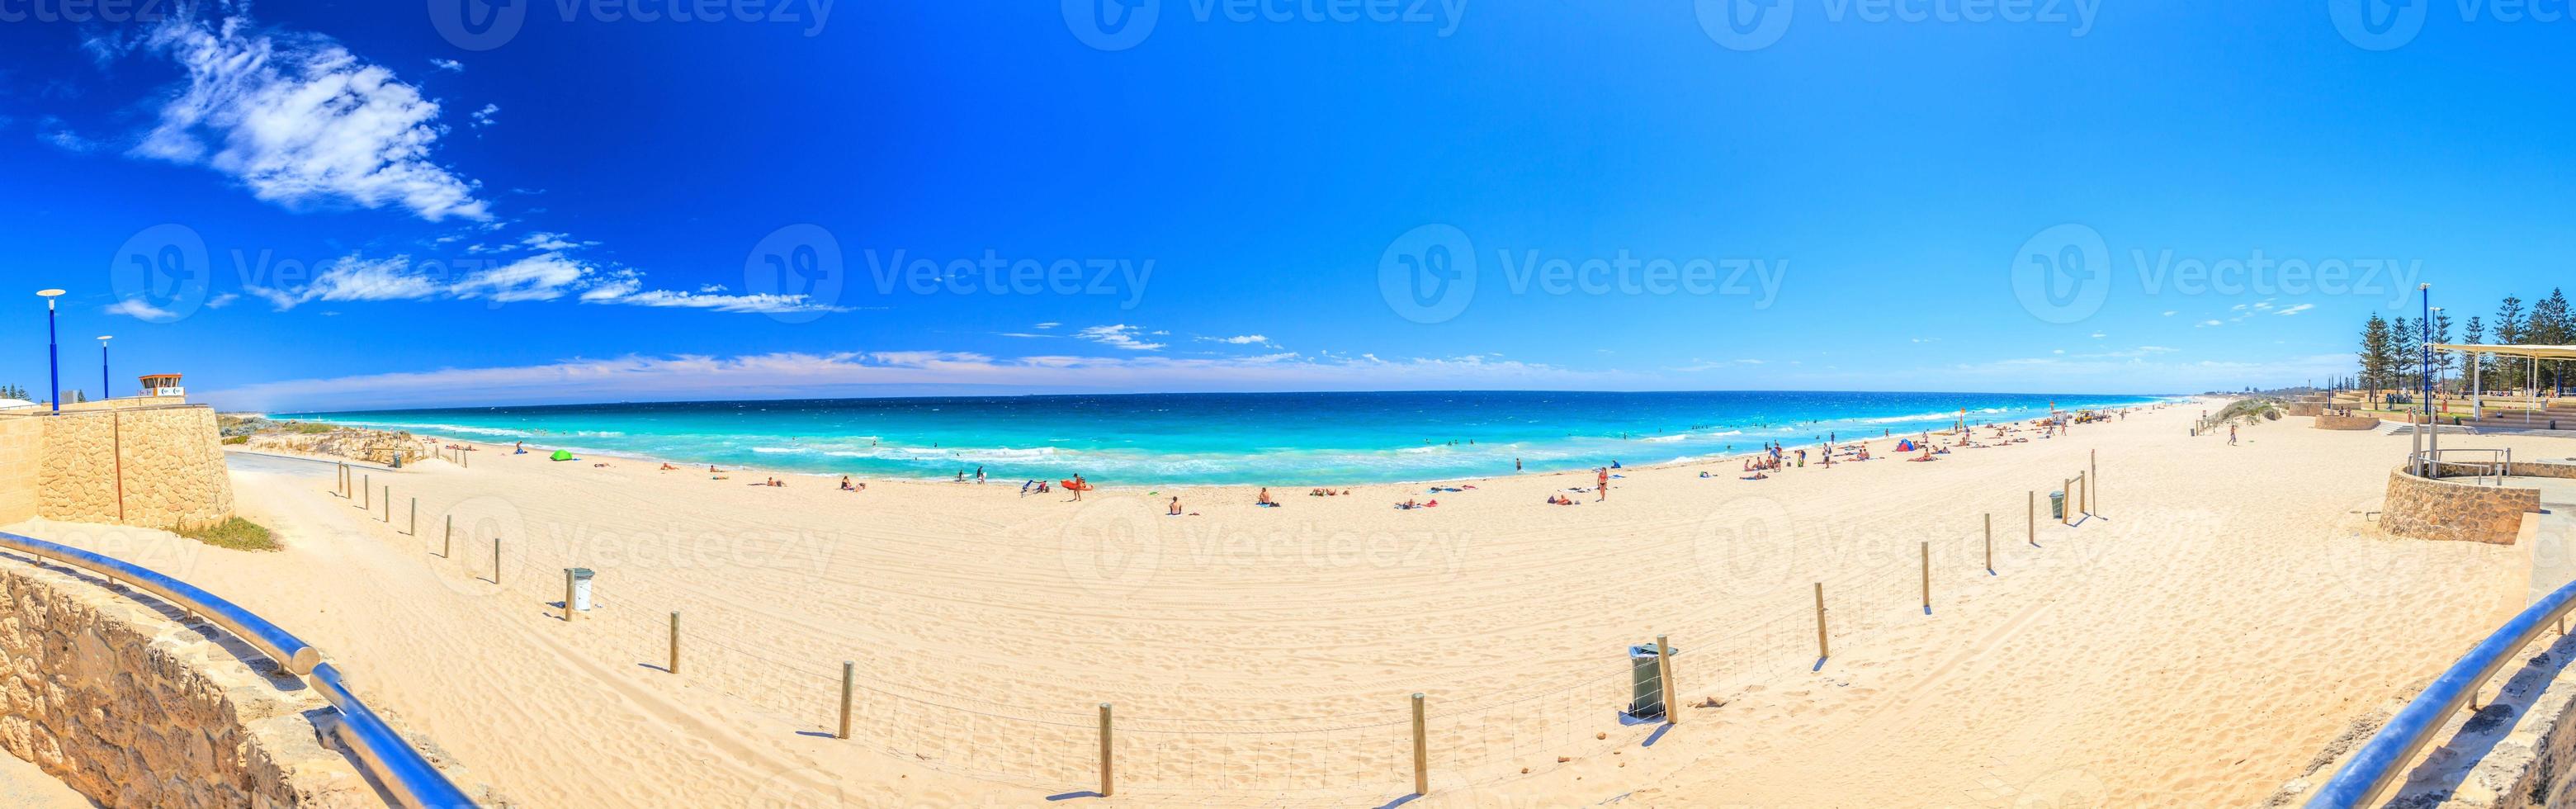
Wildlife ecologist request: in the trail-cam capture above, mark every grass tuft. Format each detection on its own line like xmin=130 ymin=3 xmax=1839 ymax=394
xmin=175 ymin=517 xmax=280 ymax=551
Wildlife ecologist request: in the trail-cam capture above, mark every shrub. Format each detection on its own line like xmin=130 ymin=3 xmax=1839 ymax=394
xmin=175 ymin=517 xmax=279 ymax=551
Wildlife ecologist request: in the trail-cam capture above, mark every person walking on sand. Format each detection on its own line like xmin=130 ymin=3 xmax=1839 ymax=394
xmin=1595 ymin=466 xmax=1609 ymax=502
xmin=2228 ymin=423 xmax=2238 ymax=446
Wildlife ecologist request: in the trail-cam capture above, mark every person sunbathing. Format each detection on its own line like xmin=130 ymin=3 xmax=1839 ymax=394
xmin=1257 ymin=487 xmax=1277 ymax=506
xmin=660 ymin=463 xmax=678 ymax=471
xmin=1169 ymin=496 xmax=1184 ymax=516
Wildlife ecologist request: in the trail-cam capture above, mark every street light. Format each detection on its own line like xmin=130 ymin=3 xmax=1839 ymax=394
xmin=35 ymin=289 xmax=63 ymax=413
xmin=97 ymin=336 xmax=111 ymax=400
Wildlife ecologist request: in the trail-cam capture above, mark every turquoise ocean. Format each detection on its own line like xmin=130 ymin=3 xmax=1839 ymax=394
xmin=283 ymin=390 xmax=2170 ymax=486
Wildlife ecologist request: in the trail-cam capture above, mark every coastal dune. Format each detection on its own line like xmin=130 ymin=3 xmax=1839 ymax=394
xmin=1 ymin=400 xmax=2545 ymax=806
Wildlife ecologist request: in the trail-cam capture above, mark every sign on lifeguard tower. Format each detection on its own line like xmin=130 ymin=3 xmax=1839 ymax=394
xmin=138 ymin=374 xmax=185 ymax=399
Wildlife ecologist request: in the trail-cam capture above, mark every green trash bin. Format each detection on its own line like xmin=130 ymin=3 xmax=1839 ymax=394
xmin=1626 ymin=644 xmax=1670 ymax=720
xmin=2049 ymin=491 xmax=2066 ymax=519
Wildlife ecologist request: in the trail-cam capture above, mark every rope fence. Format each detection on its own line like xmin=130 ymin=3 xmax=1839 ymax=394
xmin=336 ymin=447 xmax=2112 ymax=801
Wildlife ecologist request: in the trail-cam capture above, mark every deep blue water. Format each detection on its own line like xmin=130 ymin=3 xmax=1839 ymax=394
xmin=283 ymin=390 xmax=2167 ymax=485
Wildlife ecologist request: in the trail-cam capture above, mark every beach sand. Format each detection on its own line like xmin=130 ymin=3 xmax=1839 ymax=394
xmin=1 ymin=399 xmax=2552 ymax=806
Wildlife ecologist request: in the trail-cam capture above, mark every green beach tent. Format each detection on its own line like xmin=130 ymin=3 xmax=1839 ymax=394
xmin=550 ymin=450 xmax=575 ymax=461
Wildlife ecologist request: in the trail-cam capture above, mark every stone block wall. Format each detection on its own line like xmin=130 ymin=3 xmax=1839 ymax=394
xmin=2317 ymin=414 xmax=2385 ymax=431
xmin=0 ymin=407 xmax=234 ymax=530
xmin=2382 ymin=467 xmax=2541 ymax=544
xmin=2287 ymin=402 xmax=2325 ymax=417
xmin=0 ymin=560 xmax=371 ymax=806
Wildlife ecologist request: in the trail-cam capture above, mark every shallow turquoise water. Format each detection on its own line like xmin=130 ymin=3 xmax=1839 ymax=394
xmin=285 ymin=390 xmax=2166 ymax=485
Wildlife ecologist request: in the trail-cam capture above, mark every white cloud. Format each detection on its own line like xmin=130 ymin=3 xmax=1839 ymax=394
xmin=1077 ymin=324 xmax=1165 ymax=351
xmin=428 ymin=58 xmax=462 ymax=73
xmin=451 ymin=253 xmax=592 ymax=302
xmin=1032 ymin=322 xmax=1061 ymax=330
xmin=518 ymin=231 xmax=591 ymax=251
xmin=470 ymin=103 xmax=499 ymax=130
xmin=2276 ymin=303 xmax=2314 ymax=315
xmin=128 ymin=8 xmax=489 ymax=221
xmin=105 ymin=298 xmax=177 ymax=319
xmin=240 ymin=252 xmax=842 ymax=315
xmin=200 ymin=350 xmax=1624 ymax=411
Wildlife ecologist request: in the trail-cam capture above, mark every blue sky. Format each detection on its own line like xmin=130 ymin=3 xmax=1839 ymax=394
xmin=0 ymin=0 xmax=2565 ymax=410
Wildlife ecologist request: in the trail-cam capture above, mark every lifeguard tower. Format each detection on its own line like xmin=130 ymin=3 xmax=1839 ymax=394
xmin=138 ymin=373 xmax=186 ymax=400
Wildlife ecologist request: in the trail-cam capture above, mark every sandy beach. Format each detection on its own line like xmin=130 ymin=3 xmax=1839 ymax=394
xmin=0 ymin=399 xmax=2547 ymax=807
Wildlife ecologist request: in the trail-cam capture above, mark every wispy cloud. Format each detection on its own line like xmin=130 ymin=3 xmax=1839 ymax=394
xmin=201 ymin=350 xmax=1624 ymax=411
xmin=2276 ymin=303 xmax=2314 ymax=315
xmin=1077 ymin=324 xmax=1165 ymax=351
xmin=125 ymin=6 xmax=489 ymax=221
xmin=242 ymin=252 xmax=844 ymax=315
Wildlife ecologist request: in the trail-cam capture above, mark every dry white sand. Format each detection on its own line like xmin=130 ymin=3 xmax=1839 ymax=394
xmin=2 ymin=399 xmax=2556 ymax=807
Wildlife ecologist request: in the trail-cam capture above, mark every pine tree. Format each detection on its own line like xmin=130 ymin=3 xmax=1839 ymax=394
xmin=2497 ymin=296 xmax=2529 ymax=391
xmin=2533 ymin=289 xmax=2573 ymax=395
xmin=2465 ymin=315 xmax=2487 ymax=391
xmin=2392 ymin=315 xmax=2420 ymax=396
xmin=2429 ymin=308 xmax=2456 ymax=392
xmin=2361 ymin=314 xmax=2395 ymax=405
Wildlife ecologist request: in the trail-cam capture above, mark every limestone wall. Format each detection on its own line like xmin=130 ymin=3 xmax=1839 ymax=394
xmin=2317 ymin=414 xmax=2385 ymax=431
xmin=0 ymin=407 xmax=234 ymax=530
xmin=0 ymin=559 xmax=371 ymax=806
xmin=2382 ymin=467 xmax=2541 ymax=544
xmin=0 ymin=419 xmax=39 ymax=527
xmin=2287 ymin=402 xmax=2325 ymax=417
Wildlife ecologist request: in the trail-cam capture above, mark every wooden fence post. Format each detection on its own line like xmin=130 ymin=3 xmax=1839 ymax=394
xmin=669 ymin=613 xmax=681 ymax=674
xmin=442 ymin=514 xmax=451 ymax=557
xmin=1411 ymin=693 xmax=1429 ymax=795
xmin=838 ymin=662 xmax=855 ymax=740
xmin=362 ymin=475 xmax=369 ymax=510
xmin=409 ymin=498 xmax=417 ymax=535
xmin=1984 ymin=513 xmax=1993 ymax=574
xmin=1099 ymin=703 xmax=1115 ymax=797
xmin=1813 ymin=582 xmax=1830 ymax=661
xmin=493 ymin=537 xmax=502 ymax=586
xmin=1921 ymin=542 xmax=1931 ymax=614
xmin=1655 ymin=635 xmax=1677 ymax=725
xmin=563 ymin=569 xmax=577 ymax=622
xmin=2027 ymin=491 xmax=2036 ymax=546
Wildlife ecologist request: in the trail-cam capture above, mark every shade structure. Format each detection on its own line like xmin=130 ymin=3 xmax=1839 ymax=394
xmin=2431 ymin=344 xmax=2576 ymax=360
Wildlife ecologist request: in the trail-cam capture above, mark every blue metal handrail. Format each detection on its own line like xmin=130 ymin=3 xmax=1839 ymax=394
xmin=0 ymin=531 xmax=476 ymax=808
xmin=2309 ymin=575 xmax=2576 ymax=807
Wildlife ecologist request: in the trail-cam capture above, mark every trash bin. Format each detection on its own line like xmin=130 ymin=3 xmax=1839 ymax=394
xmin=566 ymin=567 xmax=595 ymax=611
xmin=2049 ymin=491 xmax=2066 ymax=519
xmin=1626 ymin=644 xmax=1669 ymax=719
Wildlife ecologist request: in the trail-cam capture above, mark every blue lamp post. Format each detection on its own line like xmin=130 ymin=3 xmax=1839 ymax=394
xmin=97 ymin=336 xmax=111 ymax=400
xmin=36 ymin=289 xmax=63 ymax=412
